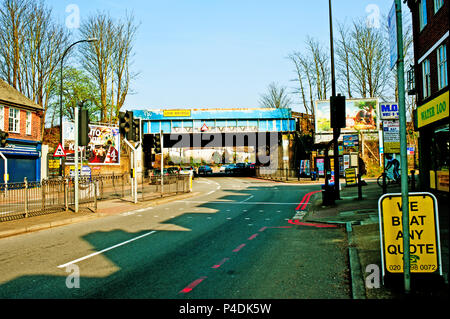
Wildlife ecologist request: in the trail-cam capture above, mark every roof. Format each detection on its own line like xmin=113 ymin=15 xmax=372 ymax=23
xmin=0 ymin=78 xmax=43 ymax=110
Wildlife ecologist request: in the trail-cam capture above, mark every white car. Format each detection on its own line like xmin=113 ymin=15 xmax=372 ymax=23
xmin=219 ymin=165 xmax=228 ymax=172
xmin=180 ymin=167 xmax=194 ymax=179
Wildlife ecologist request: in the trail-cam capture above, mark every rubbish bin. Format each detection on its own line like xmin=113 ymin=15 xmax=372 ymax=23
xmin=321 ymin=183 xmax=335 ymax=206
xmin=311 ymin=171 xmax=317 ymax=181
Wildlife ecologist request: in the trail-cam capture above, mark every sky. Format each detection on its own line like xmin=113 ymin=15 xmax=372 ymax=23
xmin=46 ymin=0 xmax=409 ymax=113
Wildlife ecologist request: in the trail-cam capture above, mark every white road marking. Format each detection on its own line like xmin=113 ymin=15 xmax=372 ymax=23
xmin=57 ymin=231 xmax=157 ymax=269
xmin=240 ymin=195 xmax=254 ymax=203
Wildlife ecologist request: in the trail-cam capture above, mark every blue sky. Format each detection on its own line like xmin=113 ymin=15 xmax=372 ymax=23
xmin=46 ymin=0 xmax=408 ymax=113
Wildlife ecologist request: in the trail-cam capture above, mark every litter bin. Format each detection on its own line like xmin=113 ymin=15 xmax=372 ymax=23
xmin=321 ymin=183 xmax=335 ymax=206
xmin=311 ymin=171 xmax=317 ymax=181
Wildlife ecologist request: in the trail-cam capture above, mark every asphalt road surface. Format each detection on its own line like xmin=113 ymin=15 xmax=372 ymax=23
xmin=0 ymin=176 xmax=350 ymax=299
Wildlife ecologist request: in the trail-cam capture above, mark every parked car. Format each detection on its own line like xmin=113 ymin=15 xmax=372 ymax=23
xmin=219 ymin=164 xmax=229 ymax=172
xmin=180 ymin=167 xmax=195 ymax=179
xmin=225 ymin=164 xmax=237 ymax=174
xmin=167 ymin=167 xmax=180 ymax=175
xmin=149 ymin=169 xmax=169 ymax=176
xmin=198 ymin=165 xmax=213 ymax=174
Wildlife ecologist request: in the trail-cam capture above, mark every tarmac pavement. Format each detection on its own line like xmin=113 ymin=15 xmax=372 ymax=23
xmin=0 ymin=175 xmax=448 ymax=299
xmin=304 ymin=178 xmax=449 ymax=299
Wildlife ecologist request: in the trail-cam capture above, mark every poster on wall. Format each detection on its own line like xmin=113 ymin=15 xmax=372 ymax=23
xmin=63 ymin=122 xmax=121 ymax=165
xmin=382 ymin=120 xmax=400 ymax=154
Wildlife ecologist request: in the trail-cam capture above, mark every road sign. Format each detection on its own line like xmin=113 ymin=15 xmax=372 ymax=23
xmin=382 ymin=120 xmax=400 ymax=154
xmin=53 ymin=143 xmax=66 ymax=157
xmin=378 ymin=192 xmax=442 ymax=277
xmin=388 ymin=2 xmax=397 ymax=69
xmin=200 ymin=123 xmax=208 ymax=132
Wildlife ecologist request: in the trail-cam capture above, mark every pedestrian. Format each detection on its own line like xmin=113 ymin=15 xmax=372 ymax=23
xmin=358 ymin=156 xmax=367 ymax=176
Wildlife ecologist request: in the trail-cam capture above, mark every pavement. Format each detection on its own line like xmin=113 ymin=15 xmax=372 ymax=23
xmin=304 ymin=178 xmax=449 ymax=299
xmin=0 ymin=175 xmax=448 ymax=299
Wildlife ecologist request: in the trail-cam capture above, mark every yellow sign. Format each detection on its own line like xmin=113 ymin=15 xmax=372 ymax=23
xmin=379 ymin=193 xmax=441 ymax=274
xmin=417 ymin=90 xmax=448 ymax=128
xmin=163 ymin=109 xmax=191 ymax=117
xmin=344 ymin=168 xmax=357 ymax=186
xmin=48 ymin=159 xmax=60 ymax=169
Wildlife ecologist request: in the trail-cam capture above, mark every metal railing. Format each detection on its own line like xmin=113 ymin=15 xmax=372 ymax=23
xmin=256 ymin=167 xmax=320 ymax=182
xmin=0 ymin=173 xmax=192 ymax=222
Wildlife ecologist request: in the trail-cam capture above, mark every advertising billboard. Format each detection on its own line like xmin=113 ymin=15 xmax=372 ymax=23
xmin=63 ymin=122 xmax=120 ymax=165
xmin=315 ymin=98 xmax=379 ymax=133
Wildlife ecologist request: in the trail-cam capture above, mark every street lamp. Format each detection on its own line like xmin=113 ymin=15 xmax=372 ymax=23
xmin=59 ymin=38 xmax=97 ymax=176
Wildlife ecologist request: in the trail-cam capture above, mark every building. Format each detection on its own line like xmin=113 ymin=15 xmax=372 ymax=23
xmin=407 ymin=0 xmax=449 ymax=193
xmin=0 ymin=79 xmax=44 ymax=183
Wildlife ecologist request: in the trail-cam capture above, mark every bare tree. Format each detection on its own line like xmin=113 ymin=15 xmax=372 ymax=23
xmin=336 ymin=21 xmax=353 ymax=98
xmin=259 ymin=82 xmax=292 ymax=109
xmin=346 ymin=18 xmax=390 ymax=99
xmin=0 ymin=0 xmax=70 ymax=137
xmin=79 ymin=12 xmax=139 ymax=123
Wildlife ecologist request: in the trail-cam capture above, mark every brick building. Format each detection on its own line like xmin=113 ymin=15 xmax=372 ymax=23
xmin=407 ymin=0 xmax=449 ymax=193
xmin=0 ymin=79 xmax=44 ymax=183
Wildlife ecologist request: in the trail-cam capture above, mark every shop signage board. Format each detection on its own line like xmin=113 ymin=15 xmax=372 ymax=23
xmin=378 ymin=192 xmax=442 ymax=278
xmin=344 ymin=168 xmax=357 ymax=186
xmin=417 ymin=91 xmax=448 ymax=128
xmin=382 ymin=120 xmax=400 ymax=154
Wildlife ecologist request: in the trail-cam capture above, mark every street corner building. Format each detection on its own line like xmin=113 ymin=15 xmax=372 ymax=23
xmin=407 ymin=0 xmax=449 ymax=193
xmin=0 ymin=79 xmax=44 ymax=183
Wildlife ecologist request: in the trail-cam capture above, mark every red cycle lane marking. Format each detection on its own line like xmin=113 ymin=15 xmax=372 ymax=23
xmin=297 ymin=190 xmax=321 ymax=211
xmin=179 ymin=276 xmax=207 ymax=294
xmin=288 ymin=220 xmax=337 ymax=228
xmin=259 ymin=226 xmax=267 ymax=232
xmin=295 ymin=192 xmax=310 ymax=211
xmin=211 ymin=258 xmax=229 ymax=269
xmin=248 ymin=233 xmax=258 ymax=240
xmin=233 ymin=243 xmax=246 ymax=252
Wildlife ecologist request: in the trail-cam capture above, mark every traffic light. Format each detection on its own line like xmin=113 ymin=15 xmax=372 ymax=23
xmin=79 ymin=108 xmax=90 ymax=146
xmin=0 ymin=130 xmax=8 ymax=148
xmin=153 ymin=133 xmax=161 ymax=154
xmin=119 ymin=111 xmax=133 ymax=140
xmin=131 ymin=118 xmax=140 ymax=142
xmin=330 ymin=94 xmax=346 ymax=129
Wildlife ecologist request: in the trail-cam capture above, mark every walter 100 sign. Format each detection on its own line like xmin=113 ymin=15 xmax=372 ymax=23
xmin=378 ymin=193 xmax=442 ymax=276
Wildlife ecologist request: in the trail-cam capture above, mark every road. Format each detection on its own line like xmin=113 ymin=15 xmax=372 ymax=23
xmin=0 ymin=176 xmax=350 ymax=299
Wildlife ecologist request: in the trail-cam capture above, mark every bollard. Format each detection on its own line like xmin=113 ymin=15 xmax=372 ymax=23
xmin=382 ymin=172 xmax=387 ymax=194
xmin=410 ymin=170 xmax=415 ymax=191
xmin=357 ymin=174 xmax=362 ymax=200
xmin=24 ymin=177 xmax=28 ymax=218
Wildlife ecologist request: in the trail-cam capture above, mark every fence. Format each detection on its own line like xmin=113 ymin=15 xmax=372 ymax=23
xmin=0 ymin=173 xmax=192 ymax=222
xmin=256 ymin=167 xmax=319 ymax=182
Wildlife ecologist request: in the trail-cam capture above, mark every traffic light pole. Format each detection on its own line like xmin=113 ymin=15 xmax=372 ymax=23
xmin=160 ymin=130 xmax=164 ymax=197
xmin=395 ymin=0 xmax=410 ymax=294
xmin=74 ymin=104 xmax=79 ymax=213
xmin=123 ymin=138 xmax=140 ymax=203
xmin=0 ymin=151 xmax=7 ymax=197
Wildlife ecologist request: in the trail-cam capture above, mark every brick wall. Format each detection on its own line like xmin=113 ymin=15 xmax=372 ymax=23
xmin=2 ymin=105 xmax=42 ymax=141
xmin=410 ymin=0 xmax=449 ymax=104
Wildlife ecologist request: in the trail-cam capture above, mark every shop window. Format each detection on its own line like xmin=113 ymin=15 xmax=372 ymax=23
xmin=419 ymin=0 xmax=428 ymax=30
xmin=26 ymin=111 xmax=32 ymax=135
xmin=422 ymin=58 xmax=431 ymax=98
xmin=8 ymin=107 xmax=20 ymax=133
xmin=434 ymin=0 xmax=444 ymax=13
xmin=437 ymin=44 xmax=448 ymax=90
xmin=0 ymin=105 xmax=4 ymax=130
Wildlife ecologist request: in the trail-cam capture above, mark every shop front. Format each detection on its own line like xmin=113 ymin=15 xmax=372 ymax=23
xmin=416 ymin=90 xmax=449 ymax=193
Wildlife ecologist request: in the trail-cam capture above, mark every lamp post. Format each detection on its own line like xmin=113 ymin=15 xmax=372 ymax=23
xmin=59 ymin=38 xmax=97 ymax=176
xmin=328 ymin=0 xmax=341 ymax=199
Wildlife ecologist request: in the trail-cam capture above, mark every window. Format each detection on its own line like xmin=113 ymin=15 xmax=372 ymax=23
xmin=0 ymin=105 xmax=4 ymax=131
xmin=419 ymin=0 xmax=428 ymax=30
xmin=9 ymin=108 xmax=20 ymax=133
xmin=422 ymin=59 xmax=431 ymax=98
xmin=434 ymin=0 xmax=444 ymax=13
xmin=437 ymin=44 xmax=448 ymax=90
xmin=26 ymin=111 xmax=32 ymax=135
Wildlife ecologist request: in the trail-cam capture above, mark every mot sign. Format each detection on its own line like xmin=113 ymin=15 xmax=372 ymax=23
xmin=378 ymin=193 xmax=442 ymax=277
